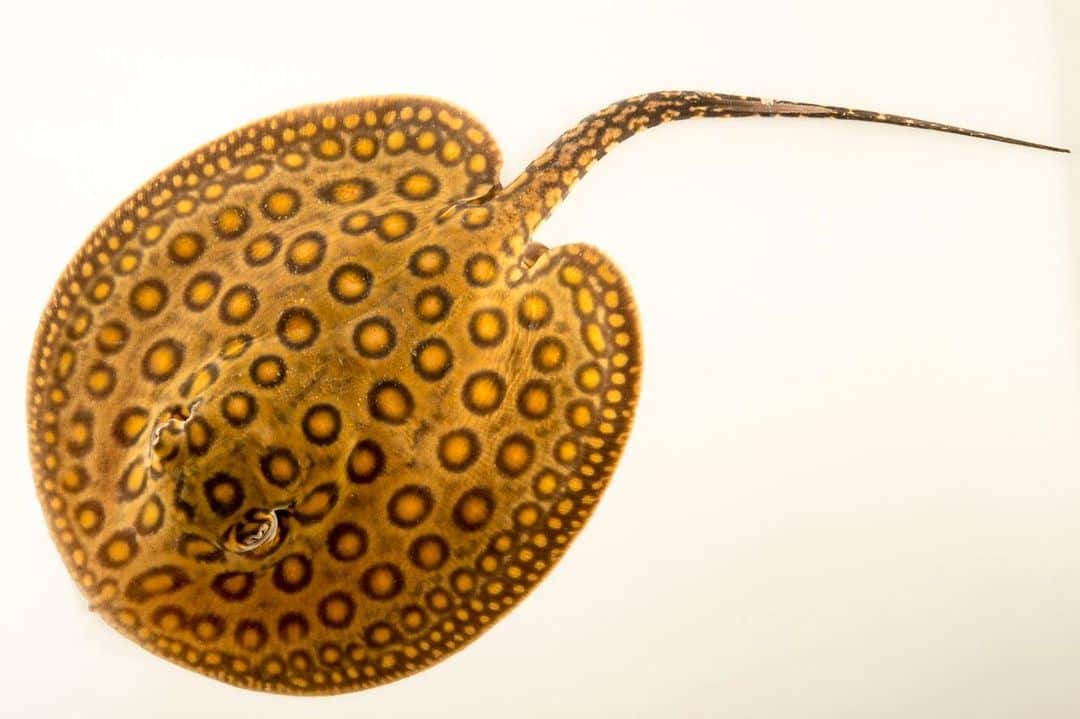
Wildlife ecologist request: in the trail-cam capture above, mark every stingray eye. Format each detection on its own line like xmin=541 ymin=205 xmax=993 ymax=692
xmin=222 ymin=508 xmax=286 ymax=555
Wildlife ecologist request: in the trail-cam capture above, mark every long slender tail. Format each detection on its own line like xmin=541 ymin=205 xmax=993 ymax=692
xmin=492 ymin=91 xmax=1067 ymax=249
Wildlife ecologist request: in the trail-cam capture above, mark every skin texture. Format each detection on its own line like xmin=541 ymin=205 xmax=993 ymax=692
xmin=27 ymin=91 xmax=1065 ymax=695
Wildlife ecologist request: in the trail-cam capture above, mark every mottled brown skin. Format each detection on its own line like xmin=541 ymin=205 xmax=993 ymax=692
xmin=27 ymin=91 xmax=1065 ymax=695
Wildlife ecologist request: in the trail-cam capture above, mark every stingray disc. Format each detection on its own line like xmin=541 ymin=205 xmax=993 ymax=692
xmin=27 ymin=95 xmax=641 ymax=694
xmin=29 ymin=88 xmax=1062 ymax=695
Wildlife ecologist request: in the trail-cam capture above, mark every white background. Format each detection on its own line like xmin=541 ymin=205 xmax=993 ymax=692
xmin=0 ymin=1 xmax=1075 ymax=717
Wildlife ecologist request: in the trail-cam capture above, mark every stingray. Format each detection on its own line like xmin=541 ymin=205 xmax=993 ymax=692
xmin=26 ymin=90 xmax=1067 ymax=694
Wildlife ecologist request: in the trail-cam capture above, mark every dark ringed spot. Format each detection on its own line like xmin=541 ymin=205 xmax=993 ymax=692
xmin=59 ymin=465 xmax=90 ymax=494
xmin=46 ymin=384 xmax=68 ymax=407
xmin=350 ymin=133 xmax=379 ymax=161
xmin=293 ymin=482 xmax=340 ymax=524
xmin=476 ymin=551 xmax=501 ymax=574
xmin=66 ymin=408 xmax=94 ymax=457
xmin=212 ymin=571 xmax=256 ymax=601
xmin=461 ymin=205 xmax=492 ymax=229
xmin=341 ymin=210 xmax=374 ymax=235
xmin=249 ymin=355 xmax=287 ymax=388
xmin=400 ymin=605 xmax=428 ymax=634
xmin=314 ymin=132 xmax=345 ymax=159
xmin=141 ymin=338 xmax=185 ymax=383
xmin=96 ymin=528 xmax=138 ymax=568
xmin=452 ymin=488 xmax=495 ymax=531
xmin=367 ymin=380 xmax=414 ymax=424
xmin=272 ymin=554 xmax=313 ymax=594
xmin=86 ymin=277 xmax=114 ymax=305
xmin=317 ymin=177 xmax=376 ymax=205
xmin=111 ymin=407 xmax=149 ymax=447
xmin=328 ymin=263 xmax=373 ymax=304
xmin=411 ymin=337 xmax=453 ymax=381
xmin=363 ymin=621 xmax=398 ymax=648
xmin=464 ymin=253 xmax=498 ymax=287
xmin=408 ymin=245 xmax=450 ymax=278
xmin=74 ymin=499 xmax=104 ymax=535
xmin=574 ymin=361 xmax=604 ymax=393
xmin=219 ymin=284 xmax=259 ymax=325
xmin=327 ymin=522 xmax=368 ymax=562
xmin=184 ymin=416 xmax=215 ymax=456
xmin=179 ymin=363 xmax=219 ymax=398
xmin=190 ymin=613 xmax=225 ymax=643
xmin=285 ymin=231 xmax=327 ymax=274
xmin=408 ymin=534 xmax=449 ymax=571
xmin=262 ymin=187 xmax=301 ymax=220
xmin=375 ymin=211 xmax=416 ymax=242
xmin=413 ymin=286 xmax=453 ymax=323
xmin=412 ymin=127 xmax=440 ymax=154
xmin=439 ymin=139 xmax=465 ymax=166
xmin=220 ymin=391 xmax=258 ymax=427
xmin=129 ymin=279 xmax=169 ymax=319
xmin=395 ymin=170 xmax=440 ymax=200
xmin=124 ymin=565 xmax=191 ymax=603
xmin=54 ymin=346 xmax=75 ymax=381
xmin=360 ymin=563 xmax=404 ymax=600
xmin=135 ymin=494 xmax=165 ymax=535
xmin=183 ymin=272 xmax=222 ymax=312
xmin=517 ymin=291 xmax=553 ymax=329
xmin=65 ymin=308 xmax=92 ymax=340
xmin=277 ymin=612 xmax=310 ymax=642
xmin=204 ymin=473 xmax=244 ymax=517
xmin=244 ymin=233 xmax=282 ymax=266
xmin=317 ymin=591 xmax=357 ymax=629
xmin=516 ymin=379 xmax=554 ymax=420
xmin=425 ymin=588 xmax=452 ymax=613
xmin=260 ymin=447 xmax=300 ymax=487
xmin=437 ymin=429 xmax=480 ymax=472
xmin=167 ymin=232 xmax=206 ymax=265
xmin=495 ymin=433 xmax=536 ymax=478
xmin=532 ymin=336 xmax=568 ymax=373
xmin=450 ymin=568 xmax=477 ymax=595
xmin=212 ymin=206 xmax=249 ymax=239
xmin=235 ymin=619 xmax=269 ymax=651
xmin=302 ymin=403 xmax=341 ymax=445
xmin=319 ymin=643 xmax=343 ymax=665
xmin=387 ymin=485 xmax=434 ymax=528
xmin=385 ymin=129 xmax=408 ymax=155
xmin=151 ymin=605 xmax=187 ymax=632
xmin=468 ymin=307 xmax=507 ymax=347
xmin=461 ymin=370 xmax=506 ymax=415
xmin=112 ymin=249 xmax=142 ymax=275
xmin=258 ymin=653 xmax=286 ymax=679
xmin=178 ymin=533 xmax=225 ymax=563
xmin=95 ymin=321 xmax=129 ymax=354
xmin=86 ymin=361 xmax=117 ymax=398
xmin=287 ymin=650 xmax=311 ymax=673
xmin=352 ymin=317 xmax=396 ymax=359
xmin=516 ymin=499 xmax=547 ymax=525
xmin=346 ymin=438 xmax=385 ymax=484
xmin=276 ymin=307 xmax=320 ymax=349
xmin=565 ymin=398 xmax=597 ymax=430
xmin=117 ymin=461 xmax=147 ymax=501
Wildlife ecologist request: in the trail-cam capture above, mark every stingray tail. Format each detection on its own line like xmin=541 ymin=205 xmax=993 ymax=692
xmin=492 ymin=91 xmax=1067 ymax=251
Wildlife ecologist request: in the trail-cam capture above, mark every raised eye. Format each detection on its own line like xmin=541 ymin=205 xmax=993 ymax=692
xmin=222 ymin=507 xmax=288 ymax=555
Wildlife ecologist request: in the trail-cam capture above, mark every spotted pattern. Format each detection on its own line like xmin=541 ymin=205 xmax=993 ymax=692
xmin=28 ymin=94 xmax=653 ymax=697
